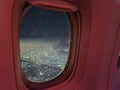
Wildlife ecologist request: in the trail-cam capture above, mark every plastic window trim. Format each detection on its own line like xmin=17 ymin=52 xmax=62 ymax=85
xmin=19 ymin=0 xmax=80 ymax=89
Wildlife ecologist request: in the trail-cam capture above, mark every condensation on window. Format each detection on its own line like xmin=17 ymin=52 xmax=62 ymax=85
xmin=19 ymin=6 xmax=70 ymax=82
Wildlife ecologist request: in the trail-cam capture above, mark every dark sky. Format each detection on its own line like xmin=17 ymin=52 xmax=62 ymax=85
xmin=20 ymin=6 xmax=70 ymax=39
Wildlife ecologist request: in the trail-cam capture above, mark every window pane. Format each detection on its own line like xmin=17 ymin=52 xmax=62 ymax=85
xmin=19 ymin=6 xmax=70 ymax=82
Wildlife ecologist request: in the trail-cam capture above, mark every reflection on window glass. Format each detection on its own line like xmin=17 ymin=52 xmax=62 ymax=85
xmin=20 ymin=6 xmax=70 ymax=82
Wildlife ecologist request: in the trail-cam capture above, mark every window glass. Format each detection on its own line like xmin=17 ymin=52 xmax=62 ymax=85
xmin=20 ymin=6 xmax=70 ymax=82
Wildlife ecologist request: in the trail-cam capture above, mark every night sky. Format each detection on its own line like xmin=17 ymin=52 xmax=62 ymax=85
xmin=20 ymin=6 xmax=70 ymax=39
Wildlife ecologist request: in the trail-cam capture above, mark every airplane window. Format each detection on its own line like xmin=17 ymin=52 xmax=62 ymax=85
xmin=19 ymin=6 xmax=70 ymax=82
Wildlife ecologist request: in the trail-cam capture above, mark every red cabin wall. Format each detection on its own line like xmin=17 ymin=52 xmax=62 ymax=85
xmin=0 ymin=0 xmax=120 ymax=90
xmin=0 ymin=0 xmax=17 ymax=90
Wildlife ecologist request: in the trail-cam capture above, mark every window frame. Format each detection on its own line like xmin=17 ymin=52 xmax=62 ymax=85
xmin=17 ymin=0 xmax=80 ymax=89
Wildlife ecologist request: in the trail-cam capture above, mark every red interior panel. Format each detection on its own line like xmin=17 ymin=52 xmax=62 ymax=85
xmin=0 ymin=0 xmax=120 ymax=90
